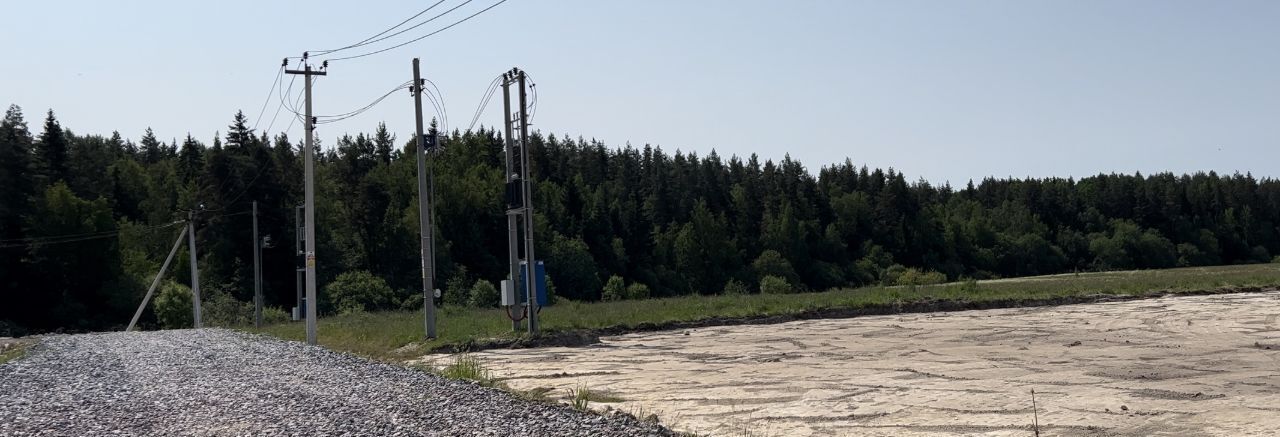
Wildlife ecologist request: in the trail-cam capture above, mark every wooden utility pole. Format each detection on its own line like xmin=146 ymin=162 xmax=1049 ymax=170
xmin=286 ymin=60 xmax=326 ymax=345
xmin=412 ymin=58 xmax=438 ymax=339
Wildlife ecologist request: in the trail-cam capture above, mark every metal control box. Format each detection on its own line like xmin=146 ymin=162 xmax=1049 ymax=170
xmin=500 ymin=279 xmax=516 ymax=306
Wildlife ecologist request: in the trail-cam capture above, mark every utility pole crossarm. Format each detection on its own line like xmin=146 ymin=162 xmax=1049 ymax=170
xmin=284 ymin=70 xmax=328 ymax=76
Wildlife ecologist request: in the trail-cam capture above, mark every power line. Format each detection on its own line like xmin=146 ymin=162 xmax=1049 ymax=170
xmin=425 ymin=79 xmax=450 ymax=132
xmin=421 ymin=84 xmax=448 ymax=133
xmin=252 ymin=64 xmax=286 ymax=131
xmin=310 ymin=0 xmax=450 ymax=57
xmin=325 ymin=0 xmax=511 ymax=62
xmin=264 ymin=72 xmax=297 ymax=135
xmin=0 ymin=221 xmax=185 ymax=249
xmin=467 ymin=75 xmax=503 ymax=132
xmin=314 ymin=80 xmax=414 ymax=125
xmin=284 ymin=77 xmax=313 ymax=136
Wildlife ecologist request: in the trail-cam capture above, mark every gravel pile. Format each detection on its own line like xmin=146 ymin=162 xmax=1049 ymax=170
xmin=0 ymin=329 xmax=674 ymax=436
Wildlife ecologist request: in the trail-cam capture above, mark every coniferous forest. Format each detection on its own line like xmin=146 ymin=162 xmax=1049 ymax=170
xmin=2 ymin=103 xmax=1279 ymax=334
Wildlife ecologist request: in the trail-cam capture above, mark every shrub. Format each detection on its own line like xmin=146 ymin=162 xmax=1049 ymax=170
xmin=1250 ymin=246 xmax=1272 ymax=263
xmin=624 ymin=283 xmax=651 ymax=300
xmin=400 ymin=293 xmax=424 ymax=311
xmin=261 ymin=306 xmax=290 ymax=325
xmin=1273 ymin=255 xmax=1280 ymax=264
xmin=752 ymin=250 xmax=799 ymax=284
xmin=544 ymin=274 xmax=558 ymax=305
xmin=154 ymin=280 xmax=193 ymax=329
xmin=444 ymin=266 xmax=470 ymax=307
xmin=467 ymin=279 xmax=500 ymax=308
xmin=880 ymin=264 xmax=907 ymax=286
xmin=759 ymin=275 xmax=793 ymax=294
xmin=202 ymin=288 xmax=255 ymax=327
xmin=722 ymin=279 xmax=750 ymax=295
xmin=602 ymin=275 xmax=626 ymax=301
xmin=895 ymin=268 xmax=947 ymax=286
xmin=326 ymin=270 xmax=395 ymax=314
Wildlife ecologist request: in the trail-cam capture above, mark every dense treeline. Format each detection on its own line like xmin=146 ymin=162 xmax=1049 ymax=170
xmin=1 ymin=103 xmax=1278 ymax=333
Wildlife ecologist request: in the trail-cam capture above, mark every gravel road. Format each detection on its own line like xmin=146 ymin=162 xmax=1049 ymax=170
xmin=0 ymin=329 xmax=673 ymax=436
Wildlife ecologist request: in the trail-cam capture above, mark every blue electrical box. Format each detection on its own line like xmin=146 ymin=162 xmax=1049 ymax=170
xmin=518 ymin=260 xmax=549 ymax=306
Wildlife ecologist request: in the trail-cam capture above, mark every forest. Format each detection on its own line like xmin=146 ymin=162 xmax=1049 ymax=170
xmin=1 ymin=103 xmax=1278 ymax=334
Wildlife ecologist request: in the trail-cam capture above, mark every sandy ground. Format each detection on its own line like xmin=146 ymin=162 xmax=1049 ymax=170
xmin=419 ymin=291 xmax=1280 ymax=436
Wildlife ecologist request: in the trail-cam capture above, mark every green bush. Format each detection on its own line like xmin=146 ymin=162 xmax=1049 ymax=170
xmin=894 ymin=268 xmax=947 ymax=286
xmin=154 ymin=280 xmax=193 ymax=329
xmin=1273 ymin=255 xmax=1280 ymax=264
xmin=544 ymin=274 xmax=558 ymax=305
xmin=602 ymin=275 xmax=626 ymax=301
xmin=202 ymin=288 xmax=255 ymax=327
xmin=722 ymin=279 xmax=750 ymax=295
xmin=444 ymin=266 xmax=470 ymax=307
xmin=759 ymin=275 xmax=793 ymax=294
xmin=880 ymin=264 xmax=907 ymax=285
xmin=624 ymin=283 xmax=651 ymax=300
xmin=400 ymin=292 xmax=424 ymax=311
xmin=262 ymin=306 xmax=290 ymax=325
xmin=1251 ymin=246 xmax=1272 ymax=263
xmin=751 ymin=250 xmax=799 ymax=284
xmin=467 ymin=279 xmax=500 ymax=308
xmin=326 ymin=270 xmax=395 ymax=314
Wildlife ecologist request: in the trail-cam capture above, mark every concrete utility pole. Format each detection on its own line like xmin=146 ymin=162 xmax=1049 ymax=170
xmin=501 ymin=77 xmax=522 ymax=332
xmin=253 ymin=200 xmax=262 ymax=328
xmin=412 ymin=58 xmax=438 ymax=339
xmin=126 ymin=225 xmax=188 ymax=331
xmin=286 ymin=59 xmax=326 ymax=345
xmin=516 ymin=70 xmax=538 ymax=334
xmin=500 ymin=68 xmax=538 ymax=334
xmin=188 ymin=211 xmax=202 ymax=328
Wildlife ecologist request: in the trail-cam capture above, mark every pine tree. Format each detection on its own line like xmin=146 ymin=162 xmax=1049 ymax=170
xmin=34 ymin=109 xmax=70 ymax=185
xmin=140 ymin=127 xmax=162 ymax=164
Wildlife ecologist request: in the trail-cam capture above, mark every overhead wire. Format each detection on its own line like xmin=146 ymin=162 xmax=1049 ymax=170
xmin=421 ymin=85 xmax=448 ymax=133
xmin=466 ymin=75 xmax=503 ymax=132
xmin=252 ymin=65 xmax=285 ymax=131
xmin=324 ymin=0 xmax=511 ymax=62
xmin=314 ymin=80 xmax=414 ymax=125
xmin=310 ymin=0 xmax=450 ymax=57
xmin=283 ymin=77 xmax=312 ymax=136
xmin=425 ymin=79 xmax=449 ymax=132
xmin=0 ymin=221 xmax=186 ymax=249
xmin=265 ymin=69 xmax=299 ymax=134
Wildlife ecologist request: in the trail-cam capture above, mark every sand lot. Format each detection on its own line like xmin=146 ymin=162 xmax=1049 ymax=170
xmin=423 ymin=291 xmax=1280 ymax=436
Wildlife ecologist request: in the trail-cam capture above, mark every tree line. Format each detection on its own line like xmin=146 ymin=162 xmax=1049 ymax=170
xmin=1 ymin=103 xmax=1278 ymax=333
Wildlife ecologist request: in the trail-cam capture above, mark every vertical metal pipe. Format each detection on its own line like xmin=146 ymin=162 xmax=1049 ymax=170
xmin=501 ymin=76 xmax=522 ymax=331
xmin=517 ymin=71 xmax=538 ymax=334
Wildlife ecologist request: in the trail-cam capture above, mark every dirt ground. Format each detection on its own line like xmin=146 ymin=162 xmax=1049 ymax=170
xmin=418 ymin=291 xmax=1280 ymax=436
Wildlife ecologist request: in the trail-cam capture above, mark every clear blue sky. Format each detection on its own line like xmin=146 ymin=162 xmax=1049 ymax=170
xmin=3 ymin=1 xmax=1277 ymax=184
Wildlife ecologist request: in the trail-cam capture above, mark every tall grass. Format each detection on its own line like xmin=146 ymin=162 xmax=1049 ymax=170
xmin=254 ymin=264 xmax=1280 ymax=359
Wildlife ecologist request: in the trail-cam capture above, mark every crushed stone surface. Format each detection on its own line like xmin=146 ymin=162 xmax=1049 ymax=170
xmin=0 ymin=329 xmax=672 ymax=436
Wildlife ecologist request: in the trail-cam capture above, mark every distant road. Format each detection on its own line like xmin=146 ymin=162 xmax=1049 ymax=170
xmin=0 ymin=329 xmax=670 ymax=436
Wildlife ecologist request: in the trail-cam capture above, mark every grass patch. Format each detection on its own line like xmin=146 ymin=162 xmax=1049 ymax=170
xmin=254 ymin=264 xmax=1280 ymax=359
xmin=0 ymin=340 xmax=32 ymax=364
xmin=565 ymin=384 xmax=624 ymax=412
xmin=437 ymin=354 xmax=496 ymax=386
